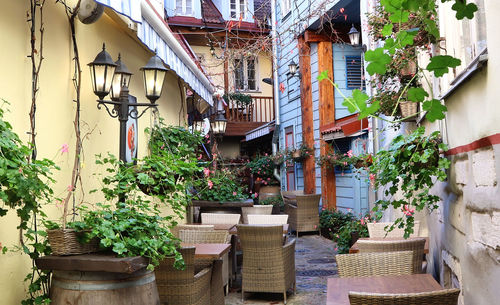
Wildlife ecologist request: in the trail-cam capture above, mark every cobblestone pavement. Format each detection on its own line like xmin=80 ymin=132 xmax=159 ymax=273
xmin=225 ymin=234 xmax=338 ymax=305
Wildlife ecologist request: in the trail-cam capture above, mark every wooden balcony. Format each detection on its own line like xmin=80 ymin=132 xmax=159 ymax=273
xmin=224 ymin=96 xmax=274 ymax=137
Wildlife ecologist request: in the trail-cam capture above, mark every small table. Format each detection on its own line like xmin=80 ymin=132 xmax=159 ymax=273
xmin=181 ymin=243 xmax=231 ymax=260
xmin=326 ymin=274 xmax=443 ymax=305
xmin=349 ymin=237 xmax=430 ymax=254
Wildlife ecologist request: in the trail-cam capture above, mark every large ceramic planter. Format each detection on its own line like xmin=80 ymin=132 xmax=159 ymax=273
xmin=241 ymin=205 xmax=273 ymax=224
xmin=259 ymin=185 xmax=281 ymax=201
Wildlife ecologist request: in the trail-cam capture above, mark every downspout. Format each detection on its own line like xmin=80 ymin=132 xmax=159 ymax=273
xmin=271 ymin=0 xmax=281 ymax=182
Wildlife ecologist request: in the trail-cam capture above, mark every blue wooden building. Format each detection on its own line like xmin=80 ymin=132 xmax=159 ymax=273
xmin=274 ymin=0 xmax=369 ymax=215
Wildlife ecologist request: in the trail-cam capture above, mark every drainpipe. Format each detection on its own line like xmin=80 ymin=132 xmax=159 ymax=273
xmin=271 ymin=0 xmax=281 ymax=182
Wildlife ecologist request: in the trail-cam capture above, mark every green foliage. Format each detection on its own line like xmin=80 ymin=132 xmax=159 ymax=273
xmin=450 ymin=0 xmax=478 ymax=20
xmin=259 ymin=196 xmax=283 ymax=210
xmin=334 ymin=213 xmax=380 ymax=254
xmin=364 ymin=48 xmax=392 ymax=75
xmin=426 ymin=55 xmax=462 ymax=77
xmin=368 ymin=127 xmax=450 ymax=237
xmin=288 ymin=144 xmax=314 ymax=162
xmin=422 ymin=99 xmax=447 ymax=122
xmin=319 ymin=208 xmax=355 ymax=239
xmin=86 ymin=154 xmax=187 ymax=270
xmin=247 ymin=154 xmax=280 ymax=185
xmin=223 ymin=92 xmax=253 ymax=106
xmin=193 ymin=167 xmax=247 ymax=202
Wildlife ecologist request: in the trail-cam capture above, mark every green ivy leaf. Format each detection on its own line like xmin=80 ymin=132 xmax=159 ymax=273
xmin=426 ymin=55 xmax=461 ymax=77
xmin=365 ymin=48 xmax=392 ymax=75
xmin=423 ymin=99 xmax=447 ymax=122
xmin=407 ymin=87 xmax=429 ymax=102
xmin=381 ymin=24 xmax=394 ymax=36
xmin=451 ymin=0 xmax=478 ymax=20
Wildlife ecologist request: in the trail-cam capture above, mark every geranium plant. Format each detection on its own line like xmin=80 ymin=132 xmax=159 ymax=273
xmin=289 ymin=144 xmax=313 ymax=162
xmin=247 ymin=154 xmax=280 ymax=185
xmin=368 ymin=127 xmax=450 ymax=237
xmin=192 ymin=167 xmax=247 ymax=202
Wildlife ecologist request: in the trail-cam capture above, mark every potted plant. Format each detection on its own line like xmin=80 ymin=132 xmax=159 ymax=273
xmin=223 ymin=92 xmax=253 ymax=107
xmin=247 ymin=154 xmax=281 ymax=200
xmin=259 ymin=196 xmax=285 ymax=215
xmin=289 ymin=144 xmax=313 ymax=162
xmin=368 ymin=127 xmax=450 ymax=237
xmin=70 ymin=153 xmax=186 ymax=270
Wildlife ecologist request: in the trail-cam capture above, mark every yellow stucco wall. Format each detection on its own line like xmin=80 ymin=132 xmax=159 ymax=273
xmin=191 ymin=45 xmax=273 ymax=97
xmin=0 ymin=1 xmax=187 ymax=303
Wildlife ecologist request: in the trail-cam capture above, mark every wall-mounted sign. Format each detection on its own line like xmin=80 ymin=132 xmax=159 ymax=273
xmin=125 ymin=95 xmax=138 ymax=164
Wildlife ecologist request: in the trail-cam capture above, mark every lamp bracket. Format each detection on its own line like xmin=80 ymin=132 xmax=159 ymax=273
xmin=97 ymin=100 xmax=120 ymax=118
xmin=96 ymin=99 xmax=158 ymax=120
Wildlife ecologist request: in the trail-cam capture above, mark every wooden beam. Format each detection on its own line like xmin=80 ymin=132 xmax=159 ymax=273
xmin=304 ymin=30 xmax=331 ymax=43
xmin=318 ymin=41 xmax=336 ymax=209
xmin=298 ymin=36 xmax=316 ymax=194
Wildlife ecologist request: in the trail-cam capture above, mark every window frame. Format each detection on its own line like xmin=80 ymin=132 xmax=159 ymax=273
xmin=281 ymin=0 xmax=291 ymax=18
xmin=230 ymin=0 xmax=247 ymax=20
xmin=345 ymin=56 xmax=366 ymax=90
xmin=233 ymin=56 xmax=259 ymax=92
xmin=175 ymin=0 xmax=193 ymax=16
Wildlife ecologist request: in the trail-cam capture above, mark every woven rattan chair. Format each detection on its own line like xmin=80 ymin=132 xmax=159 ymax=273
xmin=178 ymin=229 xmax=230 ymax=303
xmin=171 ymin=224 xmax=214 ymax=238
xmin=367 ymin=221 xmax=421 ymax=238
xmin=281 ymin=190 xmax=304 ymax=200
xmin=247 ymin=214 xmax=289 ymax=225
xmin=284 ymin=194 xmax=321 ymax=237
xmin=348 ymin=288 xmax=461 ymax=305
xmin=356 ymin=238 xmax=426 ymax=274
xmin=336 ymin=251 xmax=414 ymax=278
xmin=241 ymin=205 xmax=273 ymax=224
xmin=156 ymin=246 xmax=211 ymax=305
xmin=201 ymin=213 xmax=241 ymax=225
xmin=237 ymin=225 xmax=296 ymax=304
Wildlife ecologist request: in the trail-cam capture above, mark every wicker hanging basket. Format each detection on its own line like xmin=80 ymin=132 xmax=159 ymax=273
xmin=400 ymin=60 xmax=417 ymax=78
xmin=47 ymin=229 xmax=100 ymax=256
xmin=399 ymin=101 xmax=418 ymax=121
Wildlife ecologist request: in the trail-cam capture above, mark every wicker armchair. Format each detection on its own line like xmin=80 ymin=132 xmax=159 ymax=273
xmin=171 ymin=224 xmax=214 ymax=238
xmin=284 ymin=194 xmax=321 ymax=237
xmin=241 ymin=205 xmax=273 ymax=224
xmin=336 ymin=251 xmax=414 ymax=278
xmin=247 ymin=214 xmax=289 ymax=225
xmin=348 ymin=288 xmax=461 ymax=305
xmin=237 ymin=225 xmax=296 ymax=304
xmin=156 ymin=246 xmax=211 ymax=305
xmin=178 ymin=229 xmax=230 ymax=300
xmin=281 ymin=190 xmax=304 ymax=200
xmin=201 ymin=213 xmax=241 ymax=225
xmin=356 ymin=238 xmax=426 ymax=274
xmin=367 ymin=221 xmax=421 ymax=238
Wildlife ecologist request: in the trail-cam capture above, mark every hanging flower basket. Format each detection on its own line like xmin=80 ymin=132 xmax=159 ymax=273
xmin=399 ymin=101 xmax=418 ymax=121
xmin=400 ymin=60 xmax=417 ymax=78
xmin=47 ymin=229 xmax=100 ymax=256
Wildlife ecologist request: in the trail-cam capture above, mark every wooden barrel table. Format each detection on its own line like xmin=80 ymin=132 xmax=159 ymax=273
xmin=36 ymin=254 xmax=160 ymax=305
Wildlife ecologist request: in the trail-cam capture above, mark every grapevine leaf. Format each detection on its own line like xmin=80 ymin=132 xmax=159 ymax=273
xmin=407 ymin=87 xmax=429 ymax=102
xmin=451 ymin=0 xmax=478 ymax=20
xmin=365 ymin=48 xmax=392 ymax=75
xmin=423 ymin=99 xmax=447 ymax=122
xmin=426 ymin=55 xmax=461 ymax=77
xmin=317 ymin=70 xmax=329 ymax=81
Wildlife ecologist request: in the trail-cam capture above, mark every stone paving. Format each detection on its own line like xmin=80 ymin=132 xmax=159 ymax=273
xmin=225 ymin=234 xmax=338 ymax=305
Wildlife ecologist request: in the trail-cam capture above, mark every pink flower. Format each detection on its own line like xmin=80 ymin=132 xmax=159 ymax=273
xmin=369 ymin=173 xmax=376 ymax=181
xmin=233 ymin=191 xmax=237 ymax=196
xmin=61 ymin=144 xmax=69 ymax=154
xmin=56 ymin=200 xmax=63 ymax=208
xmin=197 ymin=154 xmax=203 ymax=160
xmin=67 ymin=185 xmax=74 ymax=192
xmin=18 ymin=168 xmax=23 ymax=173
xmin=334 ymin=247 xmax=338 ymax=251
xmin=347 ymin=150 xmax=353 ymax=158
xmin=205 ymin=134 xmax=210 ymax=139
xmin=254 ymin=193 xmax=259 ymax=198
xmin=203 ymin=168 xmax=210 ymax=177
xmin=402 ymin=205 xmax=415 ymax=217
xmin=207 ymin=180 xmax=214 ymax=189
xmin=360 ymin=218 xmax=365 ymax=225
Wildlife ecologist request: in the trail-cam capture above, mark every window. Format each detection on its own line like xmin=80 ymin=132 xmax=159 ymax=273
xmin=345 ymin=56 xmax=365 ymax=90
xmin=285 ymin=126 xmax=295 ymax=190
xmin=230 ymin=0 xmax=246 ymax=19
xmin=234 ymin=57 xmax=258 ymax=91
xmin=332 ymin=137 xmax=352 ymax=173
xmin=175 ymin=0 xmax=193 ymax=15
xmin=281 ymin=0 xmax=291 ymax=17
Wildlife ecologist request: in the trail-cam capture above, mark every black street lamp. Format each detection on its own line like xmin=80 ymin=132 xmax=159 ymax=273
xmin=348 ymin=24 xmax=360 ymax=46
xmin=210 ymin=112 xmax=227 ymax=135
xmin=88 ymin=44 xmax=168 ymax=162
xmin=287 ymin=59 xmax=301 ymax=79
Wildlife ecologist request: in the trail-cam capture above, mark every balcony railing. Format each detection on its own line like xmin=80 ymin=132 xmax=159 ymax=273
xmin=225 ymin=96 xmax=274 ymax=123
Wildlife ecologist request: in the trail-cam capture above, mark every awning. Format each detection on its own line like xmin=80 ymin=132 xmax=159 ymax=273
xmin=245 ymin=120 xmax=276 ymax=142
xmin=320 ymin=115 xmax=368 ymax=141
xmin=95 ymin=0 xmax=214 ymax=105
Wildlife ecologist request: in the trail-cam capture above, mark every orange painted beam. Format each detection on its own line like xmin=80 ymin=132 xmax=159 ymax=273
xmin=298 ymin=36 xmax=316 ymax=194
xmin=304 ymin=30 xmax=331 ymax=43
xmin=318 ymin=41 xmax=336 ymax=209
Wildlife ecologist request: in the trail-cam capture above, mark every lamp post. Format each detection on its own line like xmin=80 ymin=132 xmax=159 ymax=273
xmin=209 ymin=98 xmax=227 ymax=169
xmin=88 ymin=44 xmax=168 ymax=163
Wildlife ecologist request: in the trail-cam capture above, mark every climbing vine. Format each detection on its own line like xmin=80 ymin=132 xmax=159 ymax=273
xmin=318 ymin=0 xmax=478 ymax=235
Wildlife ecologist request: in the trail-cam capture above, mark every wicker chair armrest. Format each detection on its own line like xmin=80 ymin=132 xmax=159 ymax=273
xmin=282 ymin=239 xmax=296 ymax=255
xmin=285 ymin=204 xmax=297 ymax=212
xmin=194 ymin=266 xmax=211 ymax=281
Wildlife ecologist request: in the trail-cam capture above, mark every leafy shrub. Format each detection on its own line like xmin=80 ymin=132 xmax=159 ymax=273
xmin=319 ymin=209 xmax=356 ymax=239
xmin=193 ymin=167 xmax=247 ymax=202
